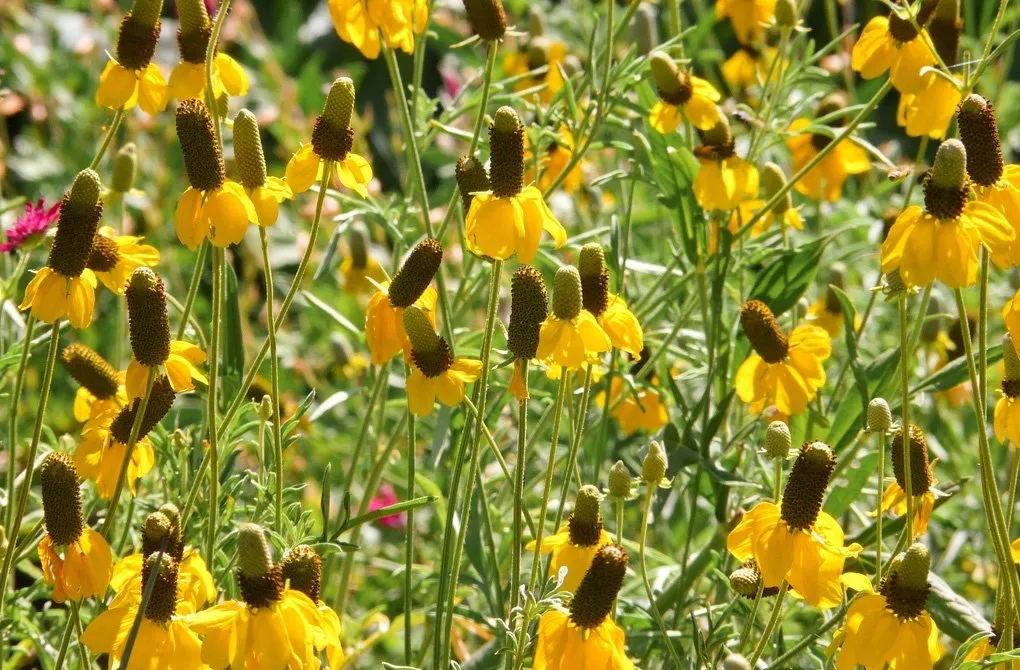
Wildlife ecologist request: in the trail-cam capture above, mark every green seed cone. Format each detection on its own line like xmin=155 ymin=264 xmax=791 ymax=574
xmin=111 ymin=143 xmax=139 ymax=194
xmin=233 ymin=110 xmax=268 ymax=189
xmin=552 ymin=266 xmax=583 ymax=321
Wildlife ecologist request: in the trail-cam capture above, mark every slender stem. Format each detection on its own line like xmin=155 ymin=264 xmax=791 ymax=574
xmin=206 ymin=248 xmax=224 ymax=567
xmin=4 ymin=316 xmax=35 ymax=533
xmin=637 ymin=485 xmax=684 ymax=667
xmin=898 ymin=296 xmax=914 ymax=541
xmin=748 ymin=583 xmax=790 ymax=665
xmin=740 ymin=456 xmax=783 ymax=652
xmin=53 ymin=605 xmax=79 ymax=670
xmin=440 ymin=258 xmax=503 ymax=669
xmin=88 ymin=107 xmax=125 ymax=170
xmin=204 ymin=0 xmax=231 ymax=146
xmin=259 ymin=228 xmax=286 ymax=534
xmin=100 ymin=367 xmax=157 ymax=538
xmin=1008 ymin=442 xmax=1020 ymax=530
xmin=176 ymin=240 xmax=209 ymax=341
xmin=528 ymin=373 xmax=571 ymax=591
xmin=552 ymin=365 xmax=595 ymax=534
xmin=876 ymin=431 xmax=886 ymax=587
xmin=508 ymin=360 xmax=529 ymax=621
xmin=979 ymin=252 xmax=990 ymax=427
xmin=0 ymin=321 xmax=61 ymax=607
xmin=404 ymin=363 xmax=416 ymax=665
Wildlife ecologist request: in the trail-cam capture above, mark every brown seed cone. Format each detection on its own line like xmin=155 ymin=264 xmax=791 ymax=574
xmin=61 ymin=343 xmax=120 ymax=400
xmin=109 ymin=375 xmax=176 ymax=444
xmin=411 ymin=337 xmax=455 ymax=378
xmin=142 ymin=553 xmax=180 ymax=624
xmin=567 ymin=514 xmax=603 ymax=548
xmin=388 ymin=239 xmax=443 ymax=308
xmin=176 ymin=99 xmax=226 ymax=192
xmin=780 ymin=441 xmax=835 ymax=531
xmin=86 ymin=233 xmax=121 ymax=273
xmin=116 ymin=12 xmax=161 ymax=71
xmin=740 ymin=300 xmax=789 ymax=364
xmin=569 ymin=544 xmax=628 ymax=628
xmin=177 ymin=23 xmax=213 ymax=64
xmin=463 ymin=0 xmax=507 ymax=41
xmin=40 ymin=453 xmax=84 ymax=546
xmin=957 ymin=96 xmax=1004 ymax=188
xmin=280 ymin=544 xmax=323 ymax=603
xmin=311 ymin=119 xmax=354 ymax=163
xmin=880 ymin=544 xmax=931 ymax=620
xmin=891 ymin=424 xmax=933 ymax=494
xmin=489 ymin=107 xmax=525 ymax=199
xmin=126 ymin=268 xmax=171 ymax=367
xmin=507 ymin=265 xmax=548 ymax=360
xmin=239 ymin=564 xmax=285 ymax=608
xmin=47 ymin=171 xmax=103 ymax=279
xmin=456 ymin=155 xmax=490 ymax=212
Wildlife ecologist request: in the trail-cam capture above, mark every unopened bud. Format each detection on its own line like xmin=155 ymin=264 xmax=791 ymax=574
xmin=867 ymin=398 xmax=892 ymax=433
xmin=608 ymin=460 xmax=634 ymax=500
xmin=641 ymin=440 xmax=668 ymax=486
xmin=763 ymin=420 xmax=792 ymax=460
xmin=111 ymin=143 xmax=138 ymax=194
xmin=233 ymin=110 xmax=268 ymax=189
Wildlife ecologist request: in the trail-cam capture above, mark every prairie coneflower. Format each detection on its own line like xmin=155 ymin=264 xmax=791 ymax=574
xmin=403 ymin=306 xmax=482 ymax=418
xmin=721 ymin=46 xmax=772 ymax=92
xmin=19 ymin=169 xmax=103 ymax=328
xmin=286 ymin=78 xmax=374 ymax=197
xmin=507 ymin=265 xmax=549 ymax=401
xmin=339 ymin=226 xmax=386 ymax=296
xmin=365 ymin=238 xmax=442 ymax=364
xmin=37 ymin=453 xmax=113 ymax=603
xmin=280 ymin=544 xmax=346 ymax=668
xmin=233 ymin=109 xmax=294 ymax=226
xmin=527 ymin=485 xmax=613 ymax=592
xmin=693 ymin=115 xmax=760 ymax=212
xmin=464 ymin=106 xmax=566 ymax=263
xmin=881 ymin=139 xmax=1013 ymax=288
xmin=534 ymin=544 xmax=634 ymax=669
xmin=503 ymin=37 xmax=571 ymax=105
xmin=525 ymin=126 xmax=584 ymax=194
xmin=598 ymin=377 xmax=670 ymax=436
xmin=537 ymin=266 xmax=612 ymax=370
xmin=994 ymin=334 xmax=1020 ymax=446
xmin=647 ymin=51 xmax=721 ymax=133
xmin=187 ymin=524 xmax=324 ymax=669
xmin=61 ymin=343 xmax=127 ymax=423
xmin=82 ymin=553 xmax=203 ymax=668
xmin=958 ymin=94 xmax=1020 ymax=267
xmin=174 ymin=99 xmax=257 ymax=249
xmin=328 ymin=0 xmax=427 ymax=60
xmin=122 ymin=269 xmax=207 ymax=398
xmin=727 ymin=442 xmax=861 ymax=608
xmin=464 ymin=0 xmax=508 ymax=43
xmin=727 ymin=163 xmax=804 ymax=236
xmin=0 ymin=198 xmax=59 ymax=254
xmin=74 ymin=375 xmax=176 ymax=498
xmin=95 ymin=0 xmax=169 ymax=115
xmin=850 ymin=2 xmax=939 ymax=95
xmin=86 ymin=225 xmax=159 ymax=294
xmin=832 ymin=543 xmax=944 ymax=670
xmin=109 ymin=506 xmax=216 ymax=610
xmin=734 ymin=299 xmax=831 ymax=417
xmin=169 ymin=0 xmax=249 ymax=101
xmin=879 ymin=425 xmax=938 ymax=538
xmin=785 ymin=94 xmax=871 ymax=202
xmin=715 ymin=0 xmax=776 ymax=45
xmin=897 ymin=72 xmax=962 ymax=139
xmin=579 ymin=244 xmax=643 ymax=357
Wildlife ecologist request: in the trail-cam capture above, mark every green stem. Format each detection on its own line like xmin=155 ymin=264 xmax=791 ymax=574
xmin=259 ymin=227 xmax=286 ymax=535
xmin=205 ymin=248 xmax=224 ymax=567
xmin=528 ymin=373 xmax=571 ymax=591
xmin=53 ymin=605 xmax=79 ymax=670
xmin=89 ymin=107 xmax=125 ymax=171
xmin=748 ymin=583 xmax=789 ymax=665
xmin=1008 ymin=443 xmax=1020 ymax=529
xmin=508 ymin=360 xmax=530 ymax=622
xmin=898 ymin=296 xmax=914 ymax=541
xmin=404 ymin=362 xmax=416 ymax=665
xmin=176 ymin=240 xmax=209 ymax=341
xmin=4 ymin=316 xmax=35 ymax=533
xmin=204 ymin=0 xmax=231 ymax=146
xmin=637 ymin=485 xmax=684 ymax=666
xmin=876 ymin=431 xmax=886 ymax=587
xmin=551 ymin=365 xmax=594 ymax=534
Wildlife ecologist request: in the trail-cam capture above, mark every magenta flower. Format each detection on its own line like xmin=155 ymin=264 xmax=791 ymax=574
xmin=368 ymin=484 xmax=406 ymax=529
xmin=1 ymin=199 xmax=60 ymax=254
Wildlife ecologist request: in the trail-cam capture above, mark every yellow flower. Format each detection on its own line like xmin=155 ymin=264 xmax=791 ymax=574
xmin=996 ymin=393 xmax=1020 ymax=446
xmin=979 ymin=167 xmax=1020 ymax=266
xmin=962 ymin=631 xmax=1008 ymax=666
xmin=526 ymin=126 xmax=584 ymax=194
xmin=538 ymin=266 xmax=612 ymax=370
xmin=715 ymin=0 xmax=777 ymax=45
xmin=86 ymin=226 xmax=160 ymax=294
xmin=465 ymin=187 xmax=566 ymax=263
xmin=721 ymin=46 xmax=773 ymax=91
xmin=806 ymin=299 xmax=845 ymax=338
xmin=187 ymin=589 xmax=322 ymax=668
xmin=39 ymin=529 xmax=113 ymax=603
xmin=169 ymin=52 xmax=250 ymax=101
xmin=597 ymin=377 xmax=670 ymax=436
xmin=594 ymin=296 xmax=643 ymax=358
xmin=126 ymin=340 xmax=208 ymax=399
xmin=285 ymin=143 xmax=373 ymax=197
xmin=366 ymin=282 xmax=438 ymax=365
xmin=527 ymin=523 xmax=613 ymax=593
xmin=20 ymin=267 xmax=97 ymax=329
xmin=328 ymin=0 xmax=427 ymax=60
xmin=735 ymin=300 xmax=830 ymax=417
xmin=727 ymin=198 xmax=804 ymax=237
xmin=648 ymin=52 xmax=721 ymax=133
xmin=785 ymin=118 xmax=870 ymax=201
xmin=694 ymin=149 xmax=760 ymax=212
xmin=341 ymin=254 xmax=386 ymax=297
xmin=73 ymin=409 xmax=156 ymax=499
xmin=503 ymin=38 xmax=569 ymax=104
xmin=850 ymin=12 xmax=938 ymax=94
xmin=73 ymin=371 xmax=128 ymax=424
xmin=897 ymin=73 xmax=962 ymax=139
xmin=880 ymin=482 xmax=936 ymax=537
xmin=407 ymin=357 xmax=482 ymax=417
xmin=96 ymin=60 xmax=169 ymax=115
xmin=247 ymin=176 xmax=294 ymax=227
xmin=109 ymin=547 xmax=216 ymax=611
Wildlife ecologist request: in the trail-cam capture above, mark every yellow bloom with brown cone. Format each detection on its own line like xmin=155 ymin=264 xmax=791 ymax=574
xmin=82 ymin=554 xmax=203 ymax=670
xmin=127 ymin=341 xmax=208 ymax=399
xmin=727 ymin=442 xmax=860 ymax=608
xmin=578 ymin=244 xmax=643 ymax=357
xmin=60 ymin=343 xmax=128 ymax=423
xmin=186 ymin=524 xmax=323 ymax=669
xmin=851 ymin=7 xmax=939 ymax=95
xmin=37 ymin=453 xmax=113 ymax=603
xmin=534 ymin=544 xmax=634 ymax=670
xmin=648 ymin=51 xmax=721 ymax=133
xmin=86 ymin=225 xmax=160 ymax=294
xmin=538 ymin=266 xmax=612 ymax=370
xmin=169 ymin=0 xmax=248 ymax=101
xmin=597 ymin=376 xmax=670 ymax=436
xmin=365 ymin=238 xmax=442 ymax=364
xmin=881 ymin=140 xmax=1014 ymax=289
xmin=285 ymin=78 xmax=374 ymax=197
xmin=174 ymin=99 xmax=257 ymax=249
xmin=735 ymin=300 xmax=830 ymax=416
xmin=878 ymin=425 xmax=938 ymax=538
xmin=693 ymin=115 xmax=760 ymax=212
xmin=785 ymin=116 xmax=871 ymax=202
xmin=897 ymin=72 xmax=962 ymax=140
xmin=95 ymin=0 xmax=168 ymax=115
xmin=994 ymin=334 xmax=1020 ymax=447
xmin=716 ymin=0 xmax=777 ymax=45
xmin=20 ymin=169 xmax=104 ymax=329
xmin=503 ymin=37 xmax=570 ymax=105
xmin=832 ymin=543 xmax=944 ymax=670
xmin=465 ymin=107 xmax=566 ymax=263
xmin=404 ymin=306 xmax=481 ymax=417
xmin=280 ymin=544 xmax=346 ymax=669
xmin=527 ymin=485 xmax=613 ymax=592
xmin=328 ymin=0 xmax=427 ymax=60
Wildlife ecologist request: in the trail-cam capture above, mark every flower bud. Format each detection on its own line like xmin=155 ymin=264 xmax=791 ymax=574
xmin=463 ymin=0 xmax=507 ymax=42
xmin=233 ymin=109 xmax=268 ymax=190
xmin=61 ymin=343 xmax=119 ymax=401
xmin=177 ymin=99 xmax=226 ymax=193
xmin=641 ymin=440 xmax=668 ymax=486
xmin=552 ymin=266 xmax=583 ymax=321
xmin=111 ymin=143 xmax=138 ymax=194
xmin=387 ymin=238 xmax=443 ymax=308
xmin=47 ymin=169 xmax=103 ymax=278
xmin=489 ymin=107 xmax=525 ymax=199
xmin=126 ymin=268 xmax=171 ymax=367
xmin=723 ymin=654 xmax=753 ymax=670
xmin=507 ymin=265 xmax=548 ymax=361
xmin=775 ymin=0 xmax=797 ymax=28
xmin=259 ymin=395 xmax=274 ymax=421
xmin=867 ymin=397 xmax=892 ymax=433
xmin=763 ymin=420 xmax=792 ymax=460
xmin=762 ymin=162 xmax=792 ymax=215
xmin=607 ymin=460 xmax=634 ymax=500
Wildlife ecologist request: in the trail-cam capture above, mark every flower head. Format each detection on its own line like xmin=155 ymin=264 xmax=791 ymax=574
xmin=716 ymin=0 xmax=777 ymax=45
xmin=579 ymin=244 xmax=643 ymax=357
xmin=648 ymin=51 xmax=721 ymax=133
xmin=897 ymin=72 xmax=962 ymax=139
xmin=526 ymin=485 xmax=613 ymax=592
xmin=61 ymin=343 xmax=128 ymax=423
xmin=95 ymin=0 xmax=169 ymax=115
xmin=340 ymin=225 xmax=386 ymax=296
xmin=86 ymin=225 xmax=160 ymax=294
xmin=403 ymin=306 xmax=482 ymax=417
xmin=785 ymin=95 xmax=871 ymax=202
xmin=880 ymin=425 xmax=938 ymax=537
xmin=694 ymin=115 xmax=760 ymax=212
xmin=465 ymin=107 xmax=566 ymax=262
xmin=233 ymin=109 xmax=294 ymax=226
xmin=0 ymin=199 xmax=59 ymax=254
xmin=851 ymin=4 xmax=939 ymax=95
xmin=728 ymin=163 xmax=804 ymax=237
xmin=280 ymin=544 xmax=346 ymax=669
xmin=464 ymin=0 xmax=507 ymax=42
xmin=537 ymin=266 xmax=611 ymax=370
xmin=328 ymin=0 xmax=427 ymax=60
xmin=996 ymin=334 xmax=1020 ymax=446
xmin=169 ymin=0 xmax=249 ymax=100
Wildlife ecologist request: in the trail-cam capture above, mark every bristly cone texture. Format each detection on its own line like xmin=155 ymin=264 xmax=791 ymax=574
xmin=780 ymin=441 xmax=835 ymax=531
xmin=891 ymin=424 xmax=933 ymax=494
xmin=388 ymin=239 xmax=443 ymax=308
xmin=957 ymin=94 xmax=1004 ymax=188
xmin=740 ymin=300 xmax=789 ymax=364
xmin=40 ymin=453 xmax=84 ymax=546
xmin=569 ymin=544 xmax=628 ymax=629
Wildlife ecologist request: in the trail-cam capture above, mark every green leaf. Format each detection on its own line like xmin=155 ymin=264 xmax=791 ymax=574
xmin=912 ymin=344 xmax=1003 ymax=394
xmin=747 ymin=238 xmax=826 ymax=316
xmin=825 ymin=450 xmax=878 ymax=517
xmin=830 ymin=286 xmax=870 ymax=416
xmin=927 ymin=572 xmax=990 ymax=643
xmin=951 ymin=631 xmax=994 ymax=670
xmin=826 ymin=349 xmax=901 ymax=452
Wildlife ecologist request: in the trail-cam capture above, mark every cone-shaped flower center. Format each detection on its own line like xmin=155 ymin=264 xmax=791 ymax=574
xmin=957 ymin=94 xmax=1004 ymax=188
xmin=116 ymin=2 xmax=162 ymax=71
xmin=923 ymin=139 xmax=968 ymax=219
xmin=109 ymin=375 xmax=176 ymax=444
xmin=891 ymin=424 xmax=933 ymax=494
xmin=40 ymin=453 xmax=84 ymax=546
xmin=489 ymin=107 xmax=525 ymax=199
xmin=126 ymin=268 xmax=171 ymax=367
xmin=142 ymin=553 xmax=180 ymax=625
xmin=567 ymin=485 xmax=604 ymax=547
xmin=237 ymin=523 xmax=284 ymax=608
xmin=61 ymin=343 xmax=119 ymax=400
xmin=233 ymin=110 xmax=268 ymax=189
xmin=780 ymin=441 xmax=835 ymax=531
xmin=569 ymin=544 xmax=628 ymax=629
xmin=880 ymin=542 xmax=931 ymax=620
xmin=508 ymin=265 xmax=548 ymax=360
xmin=177 ymin=99 xmax=226 ymax=193
xmin=579 ymin=244 xmax=610 ymax=317
xmin=649 ymin=52 xmax=692 ymax=106
xmin=464 ymin=0 xmax=508 ymax=43
xmin=280 ymin=544 xmax=323 ymax=603
xmin=405 ymin=306 xmax=454 ymax=378
xmin=388 ymin=239 xmax=443 ymax=308
xmin=552 ymin=266 xmax=583 ymax=321
xmin=455 ymin=154 xmax=490 ymax=212
xmin=740 ymin=300 xmax=789 ymax=364
xmin=48 ymin=169 xmax=103 ymax=278
xmin=312 ymin=77 xmax=357 ymax=161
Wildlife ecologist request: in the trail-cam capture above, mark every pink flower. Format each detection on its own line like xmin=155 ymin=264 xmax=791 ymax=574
xmin=1 ymin=199 xmax=60 ymax=254
xmin=368 ymin=484 xmax=405 ymax=529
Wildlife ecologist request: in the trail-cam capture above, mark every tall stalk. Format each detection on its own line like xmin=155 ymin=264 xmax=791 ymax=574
xmin=259 ymin=227 xmax=285 ymax=534
xmin=404 ymin=362 xmax=417 ymax=664
xmin=205 ymin=248 xmax=224 ymax=567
